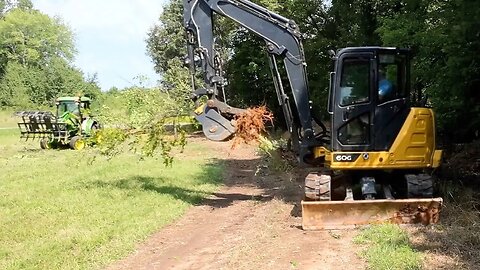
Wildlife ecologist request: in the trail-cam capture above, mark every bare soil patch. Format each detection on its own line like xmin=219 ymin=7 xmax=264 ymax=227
xmin=107 ymin=137 xmax=366 ymax=270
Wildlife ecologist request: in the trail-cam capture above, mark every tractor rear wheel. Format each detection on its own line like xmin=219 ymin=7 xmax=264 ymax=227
xmin=69 ymin=136 xmax=86 ymax=150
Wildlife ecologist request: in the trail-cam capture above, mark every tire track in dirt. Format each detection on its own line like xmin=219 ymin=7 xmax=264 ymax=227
xmin=107 ymin=137 xmax=366 ymax=270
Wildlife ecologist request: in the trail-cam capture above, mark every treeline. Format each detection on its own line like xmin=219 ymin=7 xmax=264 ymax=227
xmin=147 ymin=0 xmax=480 ymax=143
xmin=0 ymin=0 xmax=101 ymax=109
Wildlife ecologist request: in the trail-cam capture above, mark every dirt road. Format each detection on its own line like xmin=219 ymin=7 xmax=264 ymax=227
xmin=108 ymin=137 xmax=365 ymax=270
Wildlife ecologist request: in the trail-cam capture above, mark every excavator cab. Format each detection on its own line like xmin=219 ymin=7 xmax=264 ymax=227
xmin=302 ymin=48 xmax=443 ymax=229
xmin=330 ymin=47 xmax=411 ymax=153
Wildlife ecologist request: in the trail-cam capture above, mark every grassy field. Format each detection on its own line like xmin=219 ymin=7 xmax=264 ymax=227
xmin=354 ymin=224 xmax=422 ymax=270
xmin=0 ymin=110 xmax=17 ymax=128
xmin=0 ymin=129 xmax=223 ymax=269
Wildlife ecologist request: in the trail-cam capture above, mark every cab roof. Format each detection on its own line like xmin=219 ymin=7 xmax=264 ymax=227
xmin=56 ymin=96 xmax=91 ymax=102
xmin=336 ymin=47 xmax=411 ymax=57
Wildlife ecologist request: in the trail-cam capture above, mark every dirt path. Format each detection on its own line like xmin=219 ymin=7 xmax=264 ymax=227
xmin=108 ymin=137 xmax=366 ymax=270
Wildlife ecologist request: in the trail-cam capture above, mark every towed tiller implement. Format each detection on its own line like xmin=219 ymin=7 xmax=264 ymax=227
xmin=16 ymin=96 xmax=100 ymax=150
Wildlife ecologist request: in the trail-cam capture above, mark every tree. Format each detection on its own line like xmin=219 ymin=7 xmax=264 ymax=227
xmin=0 ymin=8 xmax=75 ymax=69
xmin=147 ymin=0 xmax=199 ymax=111
xmin=280 ymin=0 xmax=337 ymax=118
xmin=0 ymin=7 xmax=100 ymax=108
xmin=146 ymin=0 xmax=185 ymax=75
xmin=0 ymin=62 xmax=31 ymax=107
xmin=378 ymin=0 xmax=480 ymax=141
xmin=216 ymin=1 xmax=285 ymax=110
xmin=1 ymin=0 xmax=32 ymax=16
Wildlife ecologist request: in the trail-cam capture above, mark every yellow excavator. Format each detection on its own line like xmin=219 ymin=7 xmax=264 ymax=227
xmin=183 ymin=0 xmax=443 ymax=229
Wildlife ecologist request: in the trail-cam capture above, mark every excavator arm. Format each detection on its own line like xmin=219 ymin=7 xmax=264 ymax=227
xmin=183 ymin=0 xmax=321 ymax=158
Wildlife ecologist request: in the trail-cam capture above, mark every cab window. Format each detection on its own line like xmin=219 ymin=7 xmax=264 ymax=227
xmin=58 ymin=102 xmax=80 ymax=116
xmin=378 ymin=54 xmax=407 ymax=103
xmin=340 ymin=59 xmax=370 ymax=106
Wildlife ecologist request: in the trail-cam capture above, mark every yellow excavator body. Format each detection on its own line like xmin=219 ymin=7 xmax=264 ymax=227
xmin=304 ymin=107 xmax=443 ymax=229
xmin=313 ymin=108 xmax=442 ymax=170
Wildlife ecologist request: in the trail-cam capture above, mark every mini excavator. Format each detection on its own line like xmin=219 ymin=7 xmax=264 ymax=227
xmin=182 ymin=0 xmax=443 ymax=229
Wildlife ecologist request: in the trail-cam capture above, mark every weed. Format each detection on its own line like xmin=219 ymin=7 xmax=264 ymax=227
xmin=257 ymin=136 xmax=294 ymax=173
xmin=422 ymin=181 xmax=480 ymax=267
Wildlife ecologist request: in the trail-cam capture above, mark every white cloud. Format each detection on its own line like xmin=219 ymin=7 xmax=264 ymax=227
xmin=32 ymin=0 xmax=167 ymax=90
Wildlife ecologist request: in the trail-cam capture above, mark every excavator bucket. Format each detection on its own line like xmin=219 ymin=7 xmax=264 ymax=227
xmin=302 ymin=198 xmax=442 ymax=230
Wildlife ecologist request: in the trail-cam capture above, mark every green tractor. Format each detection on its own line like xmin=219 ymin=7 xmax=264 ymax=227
xmin=16 ymin=96 xmax=100 ymax=150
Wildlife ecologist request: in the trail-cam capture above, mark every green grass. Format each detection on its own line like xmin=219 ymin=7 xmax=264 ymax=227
xmin=0 ymin=129 xmax=223 ymax=269
xmin=0 ymin=128 xmax=19 ymax=143
xmin=354 ymin=224 xmax=422 ymax=270
xmin=0 ymin=110 xmax=17 ymax=128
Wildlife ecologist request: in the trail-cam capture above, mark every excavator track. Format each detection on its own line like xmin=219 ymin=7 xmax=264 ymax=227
xmin=304 ymin=172 xmax=331 ymax=201
xmin=406 ymin=174 xmax=434 ymax=198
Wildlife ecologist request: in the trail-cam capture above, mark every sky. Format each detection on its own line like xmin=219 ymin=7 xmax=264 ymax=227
xmin=32 ymin=0 xmax=167 ymax=90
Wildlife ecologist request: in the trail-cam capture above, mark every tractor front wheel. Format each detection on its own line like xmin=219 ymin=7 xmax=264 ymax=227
xmin=69 ymin=136 xmax=86 ymax=150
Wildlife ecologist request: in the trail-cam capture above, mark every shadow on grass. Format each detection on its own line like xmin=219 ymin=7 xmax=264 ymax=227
xmin=92 ymin=176 xmax=209 ymax=205
xmin=87 ymin=160 xmax=223 ymax=205
xmin=84 ymin=155 xmax=306 ymax=211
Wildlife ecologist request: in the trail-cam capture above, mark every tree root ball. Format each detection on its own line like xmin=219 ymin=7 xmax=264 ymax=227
xmin=231 ymin=106 xmax=273 ymax=148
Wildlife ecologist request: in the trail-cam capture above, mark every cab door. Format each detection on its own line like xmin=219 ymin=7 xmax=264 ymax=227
xmin=332 ymin=52 xmax=375 ymax=152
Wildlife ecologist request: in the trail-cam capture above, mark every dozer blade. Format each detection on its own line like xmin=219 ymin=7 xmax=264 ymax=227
xmin=302 ymin=198 xmax=442 ymax=230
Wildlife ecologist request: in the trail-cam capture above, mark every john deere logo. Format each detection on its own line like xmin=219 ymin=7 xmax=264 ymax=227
xmin=334 ymin=154 xmax=360 ymax=162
